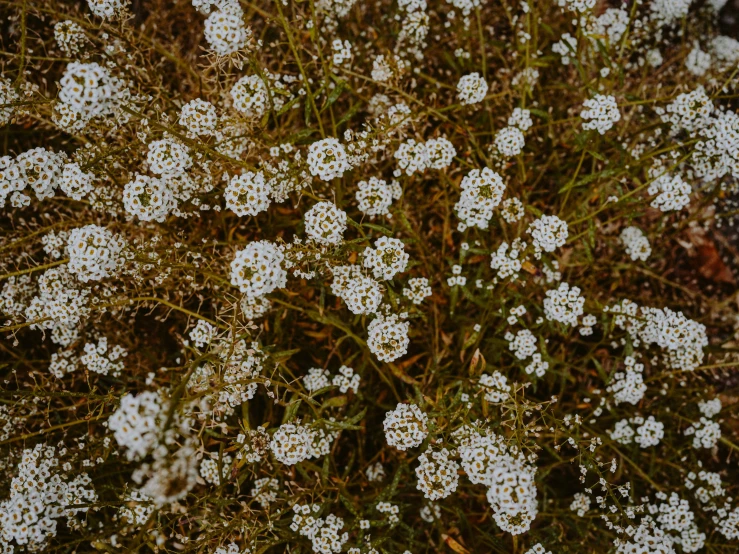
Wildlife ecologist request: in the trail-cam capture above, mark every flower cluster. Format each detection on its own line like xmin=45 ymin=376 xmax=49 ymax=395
xmin=456 ymin=73 xmax=488 ymax=105
xmin=123 ymin=174 xmax=174 ymax=222
xmin=304 ymin=201 xmax=347 ymax=245
xmin=402 ymin=277 xmax=432 ymax=304
xmin=230 ymin=241 xmax=287 ymax=299
xmin=225 ymin=171 xmax=270 ymax=216
xmin=619 ymin=226 xmax=651 ymax=261
xmin=527 ymin=215 xmax=568 ymax=257
xmin=543 ymin=282 xmax=585 ymax=326
xmin=454 ymin=167 xmax=505 ymax=231
xmin=384 ymin=403 xmax=429 ymax=450
xmin=108 ymin=391 xmax=169 ymax=460
xmin=67 ymin=225 xmax=126 ymax=282
xmin=0 ymin=444 xmax=97 ymax=552
xmin=202 ymin=3 xmax=252 ymax=55
xmin=231 ymin=75 xmax=269 ymax=118
xmin=290 ymin=505 xmax=348 ymax=554
xmin=355 ymin=177 xmax=401 ymax=216
xmin=415 ymin=448 xmax=460 ymax=500
xmin=307 ymin=138 xmax=350 ymax=182
xmin=367 ymin=314 xmax=410 ymax=362
xmin=580 ymin=94 xmax=620 ymax=134
xmin=363 ymin=237 xmax=409 ymax=280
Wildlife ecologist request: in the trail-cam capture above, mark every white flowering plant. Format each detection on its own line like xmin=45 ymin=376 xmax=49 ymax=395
xmin=1 ymin=0 xmax=739 ymax=553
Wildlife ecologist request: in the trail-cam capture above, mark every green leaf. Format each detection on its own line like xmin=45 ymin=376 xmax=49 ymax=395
xmin=283 ymin=398 xmax=302 ymax=423
xmin=344 ymin=407 xmax=367 ymax=426
xmin=528 ymin=108 xmax=549 ymax=121
xmin=276 ymin=94 xmax=301 ymax=116
xmin=588 ymin=149 xmax=606 ymax=161
xmin=271 ymin=348 xmax=301 ymax=362
xmin=287 ymin=128 xmax=319 ymax=144
xmin=559 ymin=168 xmax=618 ymax=193
xmin=304 ymin=95 xmax=313 ymax=126
xmin=322 ymin=81 xmax=345 ymax=112
xmin=340 ymin=494 xmax=359 ymax=517
xmin=362 ymin=223 xmax=394 ymax=236
xmin=337 ymin=103 xmax=360 ymax=126
xmin=323 ymin=419 xmax=362 ymax=431
xmin=321 ymin=395 xmax=348 ymax=409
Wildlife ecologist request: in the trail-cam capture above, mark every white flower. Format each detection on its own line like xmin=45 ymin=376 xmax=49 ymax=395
xmin=0 ymin=78 xmax=19 ymax=126
xmin=403 ymin=277 xmax=432 ymax=304
xmin=189 ymin=320 xmax=216 ymax=348
xmin=122 ymin=174 xmax=175 ymax=222
xmin=367 ymin=314 xmax=410 ymax=362
xmin=490 ymin=242 xmax=524 ymax=280
xmin=332 ymin=365 xmax=360 ymax=393
xmin=454 ymin=167 xmax=505 ymax=231
xmin=620 ymin=226 xmax=651 ymax=261
xmin=80 ymin=337 xmax=127 ymax=376
xmin=384 ymin=403 xmax=428 ymax=450
xmin=543 ymin=282 xmax=584 ymax=326
xmin=54 ymin=20 xmax=85 ymax=56
xmin=610 ymin=418 xmax=635 ymax=444
xmin=479 ymin=371 xmax=511 ymax=402
xmin=179 ymin=99 xmax=218 ymax=136
xmin=15 ymin=147 xmax=66 ymax=201
xmin=556 ymin=0 xmax=596 ymax=13
xmin=67 ymin=225 xmax=126 ymax=282
xmin=698 ymin=398 xmax=721 ymax=418
xmin=394 ymin=138 xmax=430 ymax=176
xmin=230 ymin=241 xmax=287 ymax=298
xmin=108 ymin=391 xmax=168 ymax=460
xmin=500 ymin=197 xmax=525 ymax=223
xmin=355 ymin=176 xmax=398 ymax=216
xmin=570 ymin=493 xmax=591 ymax=517
xmin=303 ymin=368 xmax=331 ymax=392
xmin=342 ymin=275 xmax=383 ymax=315
xmin=147 ymin=138 xmax=192 ymax=177
xmin=650 ymin=0 xmax=692 ymax=26
xmin=552 ymin=33 xmax=577 ymax=65
xmin=581 ymin=94 xmax=620 ymax=134
xmin=204 ymin=8 xmax=252 ymax=55
xmin=607 ymin=356 xmax=646 ymax=405
xmin=661 ymin=87 xmax=713 ymax=134
xmin=647 ymin=172 xmax=691 ymax=212
xmin=251 ymin=477 xmax=279 ymax=508
xmin=87 ymin=0 xmax=128 ymax=19
xmin=457 ymin=73 xmax=488 ymax=105
xmin=371 ymin=55 xmax=394 ymax=82
xmin=416 ymin=448 xmax=459 ymax=500
xmin=634 ymin=416 xmax=664 ymax=448
xmin=231 ymin=74 xmax=269 ymax=117
xmin=363 ymin=237 xmax=409 ymax=280
xmin=508 ymin=329 xmax=537 ymax=360
xmin=60 ymin=163 xmax=94 ymax=201
xmin=508 ymin=108 xmax=533 ymax=131
xmin=494 ymin=126 xmax=525 ymax=157
xmin=307 ymin=138 xmax=350 ymax=181
xmin=225 ymin=171 xmax=271 ymax=216
xmin=58 ymin=62 xmax=117 ymax=119
xmin=270 ymin=423 xmax=313 ymax=465
xmin=304 ymin=201 xmax=347 ymax=245
xmin=684 ymin=418 xmax=721 ymax=449
xmin=588 ymin=8 xmax=629 ymax=44
xmin=686 ymin=44 xmax=712 ymax=77
xmin=527 ymin=214 xmax=568 ymax=256
xmin=200 ymin=454 xmax=232 ymax=486
xmin=425 ymin=137 xmax=456 ymax=169
xmin=331 ymin=39 xmax=352 ymax=65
